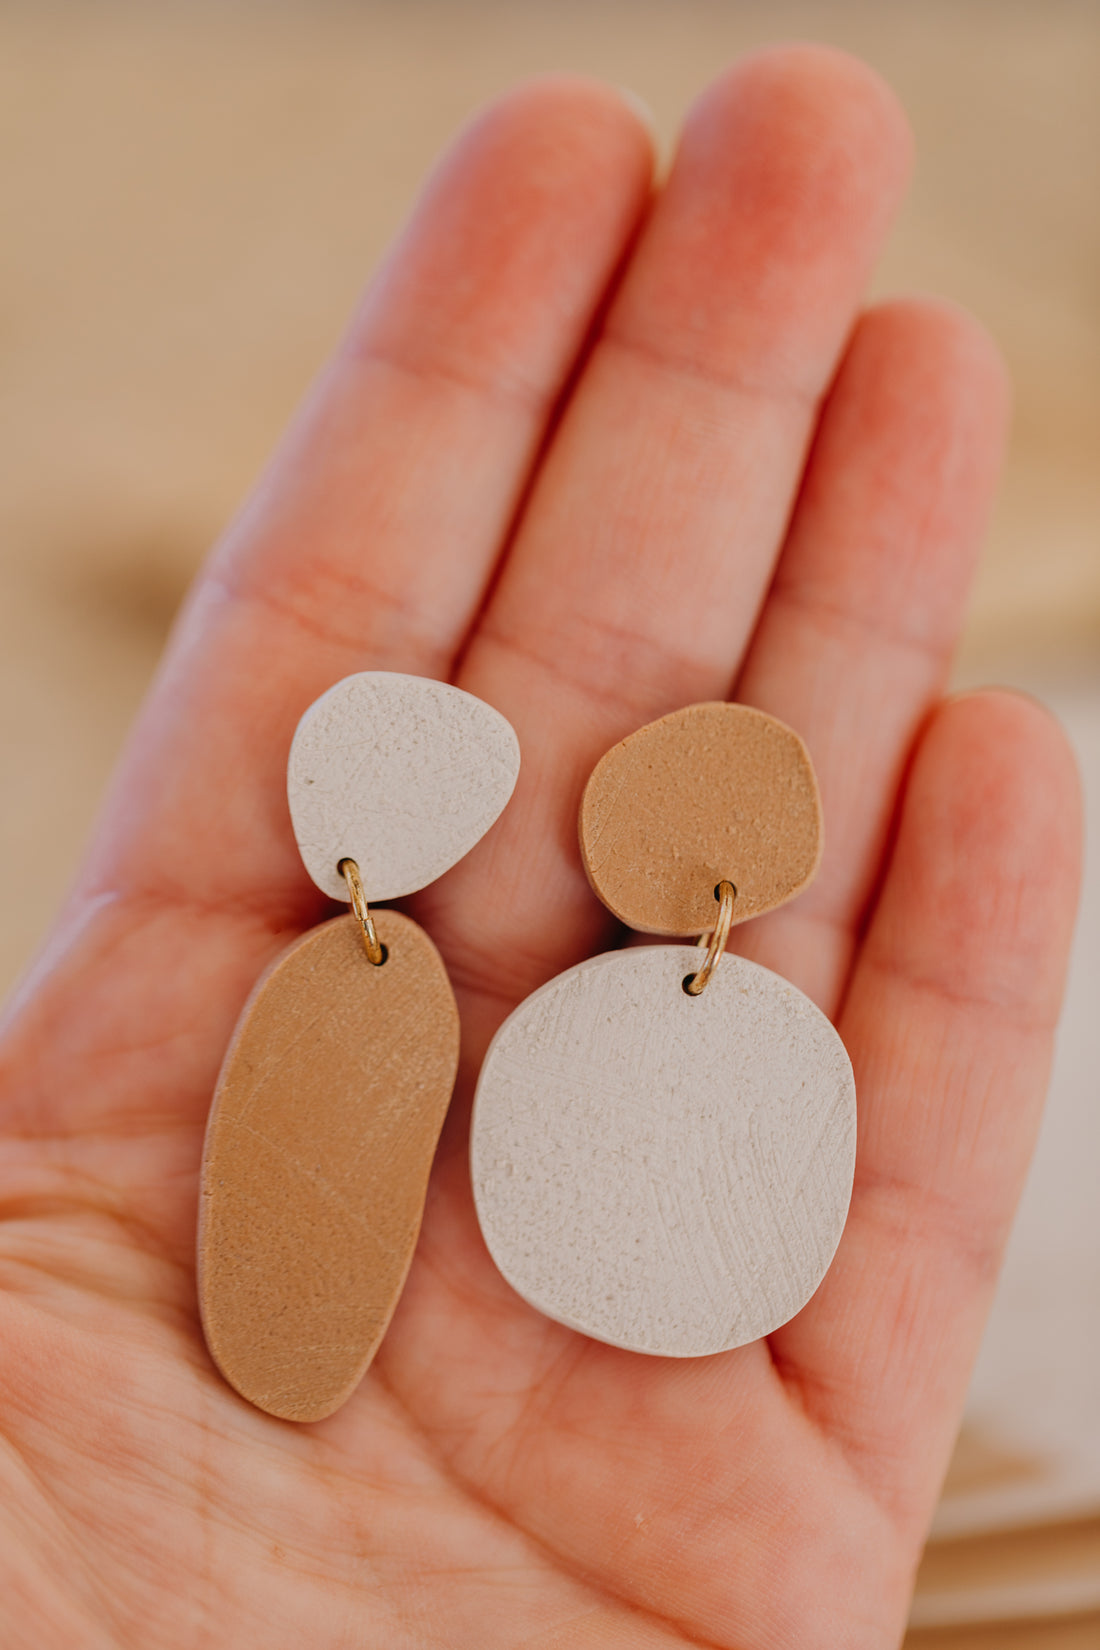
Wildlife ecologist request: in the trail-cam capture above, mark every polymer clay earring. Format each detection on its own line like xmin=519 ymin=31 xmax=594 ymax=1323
xmin=198 ymin=672 xmax=519 ymax=1421
xmin=470 ymin=702 xmax=855 ymax=1357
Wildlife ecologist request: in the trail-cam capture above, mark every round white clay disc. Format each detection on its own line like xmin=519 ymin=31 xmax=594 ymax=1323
xmin=470 ymin=946 xmax=856 ymax=1357
xmin=288 ymin=672 xmax=520 ymax=901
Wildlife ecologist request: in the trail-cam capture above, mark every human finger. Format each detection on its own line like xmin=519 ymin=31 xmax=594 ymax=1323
xmin=769 ymin=690 xmax=1082 ymax=1536
xmin=0 ymin=79 xmax=652 ymax=1146
xmin=419 ymin=45 xmax=912 ymax=1063
xmin=80 ymin=77 xmax=655 ymax=919
xmin=730 ymin=297 xmax=1009 ymax=1010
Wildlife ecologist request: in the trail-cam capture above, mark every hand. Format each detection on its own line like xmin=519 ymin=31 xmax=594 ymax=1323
xmin=0 ymin=46 xmax=1081 ymax=1649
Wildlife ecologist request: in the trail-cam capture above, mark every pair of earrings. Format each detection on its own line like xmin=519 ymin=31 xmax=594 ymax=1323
xmin=198 ymin=674 xmax=855 ymax=1422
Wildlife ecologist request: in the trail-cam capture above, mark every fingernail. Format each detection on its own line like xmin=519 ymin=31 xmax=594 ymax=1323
xmin=614 ymin=84 xmax=657 ymax=137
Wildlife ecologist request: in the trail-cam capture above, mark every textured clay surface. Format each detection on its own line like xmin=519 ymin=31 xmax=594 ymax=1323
xmin=288 ymin=671 xmax=520 ymax=901
xmin=199 ymin=911 xmax=459 ymax=1422
xmin=471 ymin=945 xmax=855 ymax=1357
xmin=580 ymin=702 xmax=822 ymax=935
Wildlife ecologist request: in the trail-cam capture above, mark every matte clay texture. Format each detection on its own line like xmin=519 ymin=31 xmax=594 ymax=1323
xmin=470 ymin=946 xmax=855 ymax=1356
xmin=199 ymin=911 xmax=459 ymax=1422
xmin=580 ymin=702 xmax=823 ymax=935
xmin=288 ymin=671 xmax=520 ymax=901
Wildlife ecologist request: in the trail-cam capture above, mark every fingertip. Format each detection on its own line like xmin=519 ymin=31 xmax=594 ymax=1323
xmin=683 ymin=41 xmax=913 ymax=211
xmin=859 ymin=296 xmax=1011 ymax=430
xmin=611 ymin=83 xmax=659 ymax=143
xmin=902 ymin=688 xmax=1083 ymax=1010
xmin=630 ymin=43 xmax=913 ymax=394
xmin=450 ymin=73 xmax=657 ymax=197
xmin=768 ymin=295 xmax=1013 ymax=659
xmin=817 ymin=298 xmax=1012 ymax=612
xmin=938 ymin=686 xmax=1083 ymax=846
xmin=359 ymin=74 xmax=656 ymax=400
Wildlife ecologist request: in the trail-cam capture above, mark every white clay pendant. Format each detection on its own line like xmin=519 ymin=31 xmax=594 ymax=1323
xmin=199 ymin=672 xmax=519 ymax=1421
xmin=470 ymin=703 xmax=856 ymax=1357
xmin=287 ymin=670 xmax=521 ymax=902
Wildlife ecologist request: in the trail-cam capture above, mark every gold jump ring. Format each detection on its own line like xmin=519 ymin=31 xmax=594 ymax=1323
xmin=339 ymin=858 xmax=385 ymax=966
xmin=684 ymin=881 xmax=736 ymax=996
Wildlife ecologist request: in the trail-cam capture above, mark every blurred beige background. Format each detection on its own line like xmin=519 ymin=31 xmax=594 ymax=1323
xmin=1 ymin=4 xmax=1098 ymax=1643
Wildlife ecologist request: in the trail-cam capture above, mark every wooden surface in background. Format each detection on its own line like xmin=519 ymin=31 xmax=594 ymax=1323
xmin=906 ymin=1613 xmax=1100 ymax=1649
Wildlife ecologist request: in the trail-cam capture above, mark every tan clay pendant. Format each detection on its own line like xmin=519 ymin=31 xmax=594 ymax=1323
xmin=199 ymin=911 xmax=458 ymax=1421
xmin=471 ymin=702 xmax=856 ymax=1358
xmin=580 ymin=700 xmax=822 ymax=934
xmin=198 ymin=671 xmax=520 ymax=1421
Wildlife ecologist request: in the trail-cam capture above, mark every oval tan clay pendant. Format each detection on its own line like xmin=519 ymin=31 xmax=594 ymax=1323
xmin=199 ymin=673 xmax=520 ymax=1421
xmin=470 ymin=703 xmax=856 ymax=1358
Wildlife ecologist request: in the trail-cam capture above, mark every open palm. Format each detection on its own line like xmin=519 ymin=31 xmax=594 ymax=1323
xmin=0 ymin=47 xmax=1081 ymax=1650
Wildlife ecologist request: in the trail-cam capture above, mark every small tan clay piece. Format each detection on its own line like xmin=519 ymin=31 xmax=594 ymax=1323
xmin=198 ymin=910 xmax=459 ymax=1423
xmin=579 ymin=702 xmax=823 ymax=935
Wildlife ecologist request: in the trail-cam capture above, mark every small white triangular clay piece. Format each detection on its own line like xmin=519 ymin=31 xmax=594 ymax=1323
xmin=288 ymin=672 xmax=520 ymax=901
xmin=470 ymin=946 xmax=855 ymax=1357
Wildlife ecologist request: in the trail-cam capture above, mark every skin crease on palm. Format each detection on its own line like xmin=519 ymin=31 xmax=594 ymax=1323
xmin=0 ymin=41 xmax=1084 ymax=1650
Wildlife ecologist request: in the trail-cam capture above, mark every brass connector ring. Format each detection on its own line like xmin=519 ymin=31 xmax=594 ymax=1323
xmin=339 ymin=857 xmax=386 ymax=966
xmin=684 ymin=880 xmax=736 ymax=996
